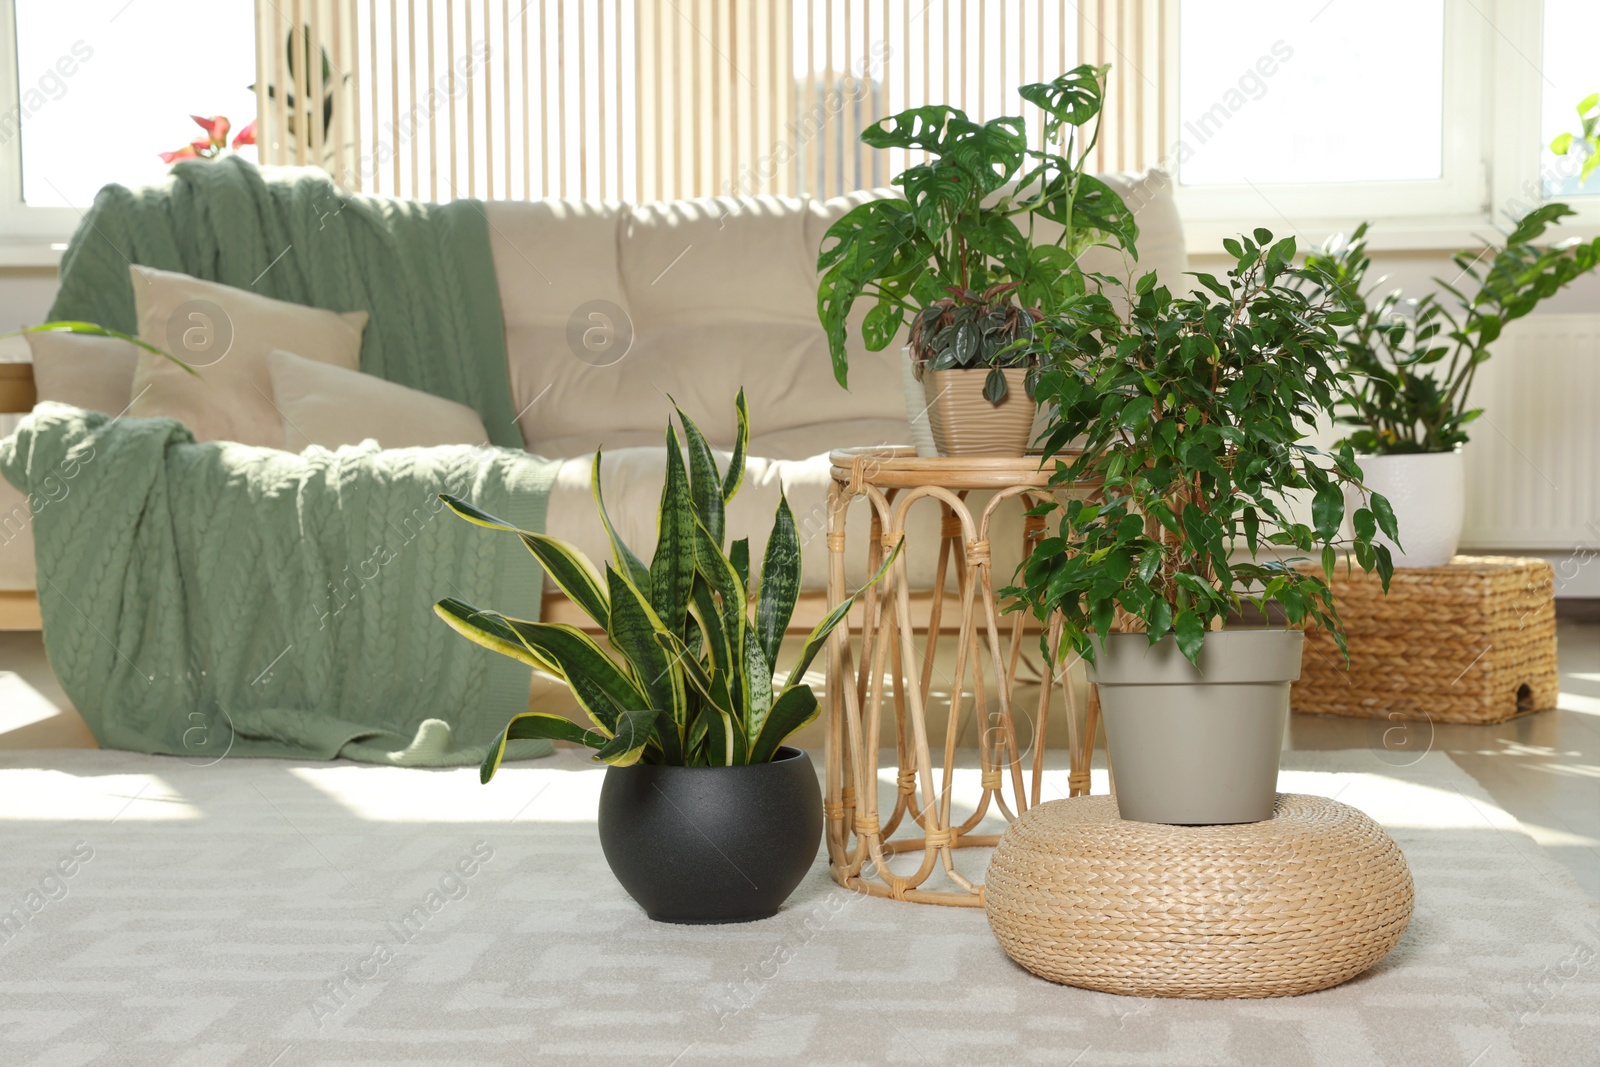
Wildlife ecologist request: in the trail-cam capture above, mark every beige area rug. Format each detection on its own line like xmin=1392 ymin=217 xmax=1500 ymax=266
xmin=0 ymin=747 xmax=1595 ymax=1066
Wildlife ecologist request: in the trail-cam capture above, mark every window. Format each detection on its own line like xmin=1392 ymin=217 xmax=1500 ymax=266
xmin=337 ymin=0 xmax=1076 ymax=203
xmin=1170 ymin=0 xmax=1488 ymax=246
xmin=0 ymin=0 xmax=257 ymax=242
xmin=1539 ymin=0 xmax=1600 ymax=199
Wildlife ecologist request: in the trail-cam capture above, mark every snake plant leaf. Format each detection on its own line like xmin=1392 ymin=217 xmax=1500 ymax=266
xmin=433 ymin=599 xmax=562 ymax=674
xmin=479 ymin=712 xmax=603 ymax=784
xmin=591 ymin=448 xmax=653 ymax=595
xmin=743 ymin=632 xmax=774 ymax=747
xmin=673 ymin=401 xmax=726 ymax=547
xmin=779 ymin=541 xmax=900 ymax=692
xmin=721 ymin=388 xmax=749 ymax=504
xmin=701 ymin=702 xmax=737 ymax=767
xmin=756 ymin=492 xmax=801 ymax=667
xmin=749 ymin=686 xmax=820 ymax=765
xmin=594 ymin=709 xmax=662 ymax=767
xmin=606 ymin=564 xmax=688 ymax=749
xmin=439 ymin=604 xmax=647 ymax=738
xmin=441 ymin=499 xmax=612 ymax=628
xmin=650 ymin=423 xmax=695 ymax=634
xmin=656 ymin=630 xmax=735 ymax=718
xmin=690 ymin=576 xmax=732 ymax=684
xmin=692 ymin=518 xmax=748 ymax=671
xmin=730 ymin=538 xmax=751 ymax=592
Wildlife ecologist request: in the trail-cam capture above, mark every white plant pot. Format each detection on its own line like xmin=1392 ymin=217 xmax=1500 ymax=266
xmin=1349 ymin=450 xmax=1464 ymax=569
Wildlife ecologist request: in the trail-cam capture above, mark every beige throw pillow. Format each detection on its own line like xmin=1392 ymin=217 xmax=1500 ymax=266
xmin=128 ymin=266 xmax=368 ymax=446
xmin=24 ymin=331 xmax=139 ymax=415
xmin=268 ymin=350 xmax=489 ymax=451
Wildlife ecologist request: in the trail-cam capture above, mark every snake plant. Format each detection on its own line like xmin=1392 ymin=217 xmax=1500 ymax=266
xmin=436 ymin=391 xmax=896 ymax=780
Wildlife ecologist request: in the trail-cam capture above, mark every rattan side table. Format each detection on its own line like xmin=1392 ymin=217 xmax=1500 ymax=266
xmin=823 ymin=446 xmax=1100 ymax=907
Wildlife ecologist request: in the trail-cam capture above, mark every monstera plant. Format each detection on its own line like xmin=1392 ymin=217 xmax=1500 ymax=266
xmin=435 ymin=391 xmax=893 ymax=779
xmin=816 ymin=64 xmax=1137 ymax=456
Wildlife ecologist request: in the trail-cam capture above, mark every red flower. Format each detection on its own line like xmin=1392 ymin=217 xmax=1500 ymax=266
xmin=159 ymin=144 xmax=201 ymax=164
xmin=190 ymin=114 xmax=230 ymax=148
xmin=232 ymin=119 xmax=257 ymax=149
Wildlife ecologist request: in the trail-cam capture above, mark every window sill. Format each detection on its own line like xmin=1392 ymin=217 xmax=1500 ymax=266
xmin=0 ymin=240 xmax=66 ymax=269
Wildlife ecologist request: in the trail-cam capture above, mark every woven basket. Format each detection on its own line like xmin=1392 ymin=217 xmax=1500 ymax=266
xmin=985 ymin=794 xmax=1414 ymax=998
xmin=1294 ymin=555 xmax=1557 ymax=725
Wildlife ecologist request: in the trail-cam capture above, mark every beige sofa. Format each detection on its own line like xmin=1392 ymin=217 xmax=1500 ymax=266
xmin=0 ymin=172 xmax=1186 ymax=630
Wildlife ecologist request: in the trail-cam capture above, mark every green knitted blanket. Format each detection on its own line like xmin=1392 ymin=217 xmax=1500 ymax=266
xmin=1 ymin=403 xmax=556 ymax=765
xmin=49 ymin=156 xmax=522 ymax=448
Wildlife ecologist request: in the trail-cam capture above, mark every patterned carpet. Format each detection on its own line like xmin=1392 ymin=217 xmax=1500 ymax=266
xmin=0 ymin=747 xmax=1595 ymax=1066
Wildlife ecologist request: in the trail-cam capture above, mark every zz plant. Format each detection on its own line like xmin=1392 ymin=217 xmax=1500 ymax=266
xmin=436 ymin=391 xmax=895 ymax=780
xmin=817 ymin=64 xmax=1137 ymax=402
xmin=1302 ymin=206 xmax=1600 ymax=454
xmin=1012 ymin=230 xmax=1397 ymax=664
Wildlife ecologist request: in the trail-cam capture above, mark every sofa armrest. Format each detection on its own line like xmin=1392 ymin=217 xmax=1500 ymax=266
xmin=0 ymin=363 xmax=37 ymax=414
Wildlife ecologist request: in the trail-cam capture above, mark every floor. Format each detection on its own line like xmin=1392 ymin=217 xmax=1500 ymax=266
xmin=4 ymin=620 xmax=1598 ymax=900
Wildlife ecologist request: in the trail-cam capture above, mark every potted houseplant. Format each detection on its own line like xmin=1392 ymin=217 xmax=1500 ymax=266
xmin=435 ymin=391 xmax=894 ymax=923
xmin=1301 ymin=206 xmax=1600 ymax=567
xmin=1011 ymin=231 xmax=1396 ymax=825
xmin=816 ymin=64 xmax=1137 ymax=457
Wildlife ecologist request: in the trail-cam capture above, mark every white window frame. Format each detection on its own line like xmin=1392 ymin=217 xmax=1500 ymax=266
xmin=1164 ymin=0 xmax=1558 ymax=253
xmin=0 ymin=0 xmax=78 ymax=263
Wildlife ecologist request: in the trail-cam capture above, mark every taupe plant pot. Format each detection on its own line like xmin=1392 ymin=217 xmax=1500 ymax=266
xmin=921 ymin=367 xmax=1034 ymax=457
xmin=1090 ymin=630 xmax=1304 ymax=825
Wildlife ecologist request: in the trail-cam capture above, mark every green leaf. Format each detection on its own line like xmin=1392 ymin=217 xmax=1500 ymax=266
xmin=592 ymin=449 xmax=653 ymax=594
xmin=594 ymin=709 xmax=662 ymax=767
xmin=721 ymin=388 xmax=749 ymax=504
xmin=743 ymin=632 xmax=774 ymax=751
xmin=606 ymin=565 xmax=687 ymax=747
xmin=781 ymin=542 xmax=900 ymax=690
xmin=862 ymin=298 xmax=906 ymax=350
xmin=730 ymin=537 xmax=751 ymax=591
xmin=7 ymin=321 xmax=198 ymax=375
xmin=433 ymin=598 xmax=560 ymax=674
xmin=1312 ymin=482 xmax=1344 ymax=541
xmin=749 ymin=686 xmax=820 ymax=764
xmin=982 ymin=366 xmax=1009 ymax=403
xmin=1017 ymin=65 xmax=1104 ymax=125
xmin=1174 ymin=611 xmax=1205 ymax=664
xmin=674 ymin=403 xmax=727 ymax=547
xmin=859 ymin=103 xmax=966 ymax=151
xmin=1370 ymin=491 xmax=1400 ymax=541
xmin=650 ymin=424 xmax=695 ymax=633
xmin=756 ymin=492 xmax=801 ymax=667
xmin=480 ymin=712 xmax=603 ymax=784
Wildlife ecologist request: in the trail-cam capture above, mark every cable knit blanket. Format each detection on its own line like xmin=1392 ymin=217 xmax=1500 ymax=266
xmin=48 ymin=155 xmax=523 ymax=448
xmin=0 ymin=403 xmax=557 ymax=765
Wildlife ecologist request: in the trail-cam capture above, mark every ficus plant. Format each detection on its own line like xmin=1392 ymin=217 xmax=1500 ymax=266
xmin=1010 ymin=230 xmax=1397 ymax=665
xmin=435 ymin=391 xmax=897 ymax=780
xmin=1300 ymin=206 xmax=1600 ymax=454
xmin=817 ymin=63 xmax=1138 ymax=403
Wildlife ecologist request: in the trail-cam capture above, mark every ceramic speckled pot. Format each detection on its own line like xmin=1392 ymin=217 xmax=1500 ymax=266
xmin=1090 ymin=631 xmax=1304 ymax=825
xmin=921 ymin=367 xmax=1035 ymax=457
xmin=1350 ymin=451 xmax=1464 ymax=568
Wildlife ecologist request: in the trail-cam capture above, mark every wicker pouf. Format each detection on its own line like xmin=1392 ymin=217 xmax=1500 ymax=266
xmin=984 ymin=794 xmax=1413 ymax=998
xmin=1294 ymin=555 xmax=1557 ymax=724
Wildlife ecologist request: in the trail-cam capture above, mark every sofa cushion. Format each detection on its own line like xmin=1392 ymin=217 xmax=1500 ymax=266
xmin=269 ymin=350 xmax=490 ymax=451
xmin=25 ymin=331 xmax=139 ymax=415
xmin=488 ymin=171 xmax=1186 ymax=463
xmin=128 ymin=266 xmax=369 ymax=447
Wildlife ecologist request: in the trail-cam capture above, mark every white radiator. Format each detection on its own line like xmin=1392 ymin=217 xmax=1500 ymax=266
xmin=1461 ymin=313 xmax=1600 ymax=551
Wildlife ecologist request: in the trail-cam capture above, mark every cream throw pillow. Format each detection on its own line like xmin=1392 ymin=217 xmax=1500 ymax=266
xmin=128 ymin=266 xmax=368 ymax=446
xmin=24 ymin=331 xmax=139 ymax=415
xmin=268 ymin=350 xmax=489 ymax=451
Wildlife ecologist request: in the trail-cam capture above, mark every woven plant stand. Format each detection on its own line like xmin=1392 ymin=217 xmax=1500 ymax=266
xmin=985 ymin=794 xmax=1414 ymax=998
xmin=1293 ymin=555 xmax=1558 ymax=725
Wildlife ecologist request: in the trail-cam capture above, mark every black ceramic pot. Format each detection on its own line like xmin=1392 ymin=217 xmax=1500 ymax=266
xmin=596 ymin=747 xmax=822 ymax=924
